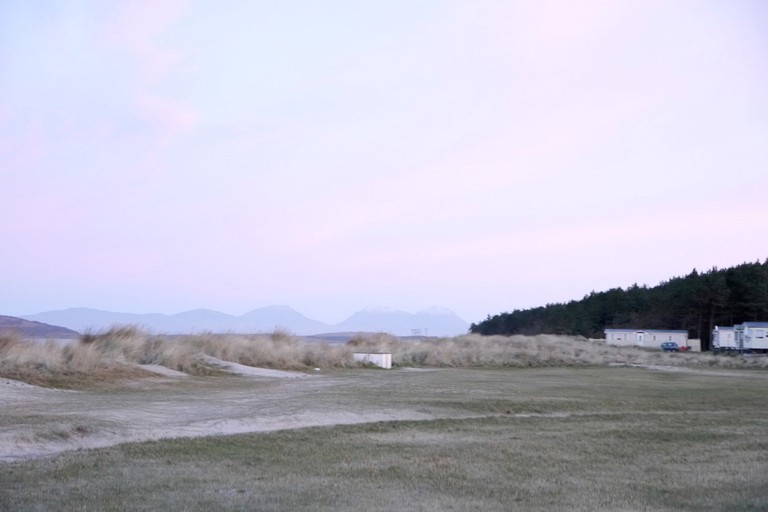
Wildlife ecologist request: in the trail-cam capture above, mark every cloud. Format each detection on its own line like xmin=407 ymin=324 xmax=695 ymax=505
xmin=106 ymin=0 xmax=189 ymax=84
xmin=136 ymin=92 xmax=199 ymax=141
xmin=105 ymin=0 xmax=199 ymax=143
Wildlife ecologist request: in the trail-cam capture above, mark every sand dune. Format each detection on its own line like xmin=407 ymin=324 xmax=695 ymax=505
xmin=195 ymin=354 xmax=310 ymax=378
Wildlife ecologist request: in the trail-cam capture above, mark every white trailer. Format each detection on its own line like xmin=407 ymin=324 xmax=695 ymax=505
xmin=712 ymin=326 xmax=737 ymax=352
xmin=736 ymin=322 xmax=768 ymax=352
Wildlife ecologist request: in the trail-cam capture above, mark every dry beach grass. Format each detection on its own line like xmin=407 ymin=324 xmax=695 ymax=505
xmin=1 ymin=328 xmax=766 ymax=388
xmin=0 ymin=327 xmax=353 ymax=387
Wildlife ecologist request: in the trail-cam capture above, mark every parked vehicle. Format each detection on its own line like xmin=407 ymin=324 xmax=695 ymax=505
xmin=660 ymin=342 xmax=680 ymax=352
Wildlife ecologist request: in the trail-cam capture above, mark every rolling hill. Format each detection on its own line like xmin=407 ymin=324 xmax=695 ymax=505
xmin=0 ymin=315 xmax=79 ymax=338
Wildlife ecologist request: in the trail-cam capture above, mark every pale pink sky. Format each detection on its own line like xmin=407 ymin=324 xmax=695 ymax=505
xmin=1 ymin=1 xmax=767 ymax=324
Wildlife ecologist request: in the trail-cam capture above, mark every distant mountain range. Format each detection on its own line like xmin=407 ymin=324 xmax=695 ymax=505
xmin=20 ymin=306 xmax=470 ymax=337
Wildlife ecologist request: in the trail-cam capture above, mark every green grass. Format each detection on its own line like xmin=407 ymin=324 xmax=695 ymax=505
xmin=1 ymin=367 xmax=767 ymax=511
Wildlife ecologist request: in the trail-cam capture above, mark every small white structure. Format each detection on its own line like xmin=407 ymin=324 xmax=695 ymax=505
xmin=712 ymin=326 xmax=737 ymax=351
xmin=604 ymin=329 xmax=689 ymax=349
xmin=353 ymin=352 xmax=392 ymax=369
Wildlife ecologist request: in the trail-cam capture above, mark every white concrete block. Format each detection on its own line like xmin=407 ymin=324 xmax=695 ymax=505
xmin=353 ymin=353 xmax=392 ymax=369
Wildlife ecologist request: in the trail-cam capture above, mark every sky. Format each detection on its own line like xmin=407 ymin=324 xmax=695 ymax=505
xmin=1 ymin=0 xmax=767 ymax=325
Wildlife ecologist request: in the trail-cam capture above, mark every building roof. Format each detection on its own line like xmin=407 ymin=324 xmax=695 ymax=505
xmin=714 ymin=326 xmax=735 ymax=331
xmin=740 ymin=322 xmax=768 ymax=328
xmin=604 ymin=328 xmax=688 ymax=334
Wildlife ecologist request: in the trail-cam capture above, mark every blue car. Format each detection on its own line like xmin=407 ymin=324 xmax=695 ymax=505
xmin=660 ymin=342 xmax=680 ymax=352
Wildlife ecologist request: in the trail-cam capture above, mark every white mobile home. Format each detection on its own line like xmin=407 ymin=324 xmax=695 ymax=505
xmin=735 ymin=322 xmax=768 ymax=351
xmin=604 ymin=329 xmax=689 ymax=349
xmin=712 ymin=326 xmax=737 ymax=351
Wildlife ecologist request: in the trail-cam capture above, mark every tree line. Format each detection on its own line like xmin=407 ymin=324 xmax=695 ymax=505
xmin=470 ymin=260 xmax=768 ymax=350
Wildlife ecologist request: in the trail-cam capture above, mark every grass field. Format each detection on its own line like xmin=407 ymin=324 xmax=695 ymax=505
xmin=1 ymin=366 xmax=767 ymax=511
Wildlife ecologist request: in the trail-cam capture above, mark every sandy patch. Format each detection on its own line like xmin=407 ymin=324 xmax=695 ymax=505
xmin=196 ymin=354 xmax=310 ymax=378
xmin=2 ymin=378 xmax=46 ymax=389
xmin=608 ymin=362 xmax=693 ymax=373
xmin=608 ymin=362 xmax=758 ymax=377
xmin=0 ymin=372 xmax=443 ymax=463
xmin=138 ymin=364 xmax=190 ymax=378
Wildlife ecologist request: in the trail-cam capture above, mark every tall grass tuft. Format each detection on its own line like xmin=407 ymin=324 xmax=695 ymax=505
xmin=0 ymin=327 xmax=359 ymax=386
xmin=0 ymin=331 xmax=23 ymax=352
xmin=0 ymin=328 xmax=149 ymax=388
